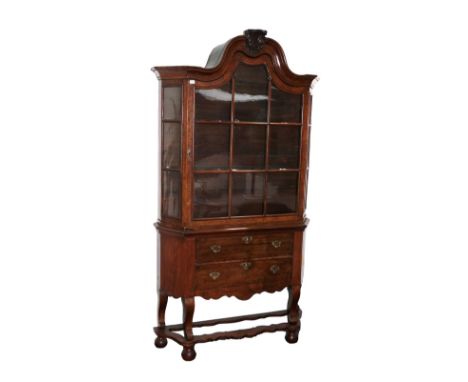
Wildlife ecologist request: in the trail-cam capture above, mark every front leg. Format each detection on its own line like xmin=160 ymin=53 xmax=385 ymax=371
xmin=154 ymin=291 xmax=168 ymax=348
xmin=181 ymin=297 xmax=196 ymax=361
xmin=285 ymin=285 xmax=301 ymax=344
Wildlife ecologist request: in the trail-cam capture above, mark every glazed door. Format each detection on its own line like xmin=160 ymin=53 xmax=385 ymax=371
xmin=192 ymin=63 xmax=303 ymax=220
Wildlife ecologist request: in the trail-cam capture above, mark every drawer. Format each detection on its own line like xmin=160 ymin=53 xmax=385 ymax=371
xmin=194 ymin=257 xmax=292 ymax=291
xmin=196 ymin=232 xmax=294 ymax=263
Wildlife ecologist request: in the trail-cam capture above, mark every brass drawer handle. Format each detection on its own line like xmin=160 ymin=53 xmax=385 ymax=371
xmin=209 ymin=271 xmax=220 ymax=280
xmin=240 ymin=262 xmax=252 ymax=271
xmin=210 ymin=244 xmax=221 ymax=254
xmin=241 ymin=235 xmax=253 ymax=244
xmin=270 ymin=264 xmax=280 ymax=274
xmin=271 ymin=240 xmax=282 ymax=248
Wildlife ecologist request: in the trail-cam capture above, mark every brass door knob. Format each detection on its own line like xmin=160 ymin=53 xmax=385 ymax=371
xmin=240 ymin=262 xmax=252 ymax=271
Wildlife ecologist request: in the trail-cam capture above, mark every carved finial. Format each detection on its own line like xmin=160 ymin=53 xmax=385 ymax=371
xmin=244 ymin=29 xmax=267 ymax=54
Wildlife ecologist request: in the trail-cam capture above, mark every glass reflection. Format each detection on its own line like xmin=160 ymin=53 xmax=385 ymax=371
xmin=195 ymin=82 xmax=231 ymax=121
xmin=234 ymin=63 xmax=269 ymax=122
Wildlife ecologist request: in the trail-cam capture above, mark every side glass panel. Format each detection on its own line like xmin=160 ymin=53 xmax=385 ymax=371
xmin=195 ymin=82 xmax=231 ymax=121
xmin=234 ymin=63 xmax=268 ymax=122
xmin=162 ymin=86 xmax=182 ymax=120
xmin=269 ymin=126 xmax=300 ymax=169
xmin=231 ymin=172 xmax=264 ymax=216
xmin=162 ymin=122 xmax=180 ymax=170
xmin=194 ymin=124 xmax=230 ymax=169
xmin=162 ymin=171 xmax=181 ymax=218
xmin=266 ymin=172 xmax=298 ymax=214
xmin=193 ymin=174 xmax=229 ymax=218
xmin=270 ymin=85 xmax=302 ymax=122
xmin=233 ymin=125 xmax=266 ymax=169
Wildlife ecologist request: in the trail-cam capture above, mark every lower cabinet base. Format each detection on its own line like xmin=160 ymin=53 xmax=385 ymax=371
xmin=153 ymin=287 xmax=302 ymax=361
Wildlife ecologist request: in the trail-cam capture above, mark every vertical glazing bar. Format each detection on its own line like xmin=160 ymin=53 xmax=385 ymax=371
xmin=181 ymin=80 xmax=192 ymax=225
xmin=228 ymin=78 xmax=235 ymax=217
xmin=297 ymin=90 xmax=311 ymax=215
xmin=159 ymin=84 xmax=164 ymax=218
xmin=263 ymin=76 xmax=272 ymax=215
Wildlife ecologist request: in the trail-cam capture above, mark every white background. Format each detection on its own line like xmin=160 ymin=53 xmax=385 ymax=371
xmin=1 ymin=0 xmax=467 ymax=380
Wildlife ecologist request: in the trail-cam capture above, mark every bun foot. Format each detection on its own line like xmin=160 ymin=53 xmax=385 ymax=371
xmin=285 ymin=331 xmax=299 ymax=344
xmin=181 ymin=346 xmax=196 ymax=361
xmin=154 ymin=336 xmax=168 ymax=348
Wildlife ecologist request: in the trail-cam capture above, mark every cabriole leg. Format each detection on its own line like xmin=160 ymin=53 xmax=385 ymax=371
xmin=154 ymin=291 xmax=168 ymax=348
xmin=285 ymin=285 xmax=301 ymax=344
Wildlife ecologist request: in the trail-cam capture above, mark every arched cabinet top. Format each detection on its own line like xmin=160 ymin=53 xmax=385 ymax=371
xmin=152 ymin=30 xmax=317 ymax=91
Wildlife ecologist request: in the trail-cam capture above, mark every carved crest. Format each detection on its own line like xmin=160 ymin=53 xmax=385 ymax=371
xmin=244 ymin=29 xmax=267 ymax=54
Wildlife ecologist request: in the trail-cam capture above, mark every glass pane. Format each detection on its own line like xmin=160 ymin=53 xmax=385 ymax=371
xmin=195 ymin=82 xmax=231 ymax=121
xmin=232 ymin=173 xmax=264 ymax=216
xmin=162 ymin=170 xmax=181 ymax=218
xmin=193 ymin=173 xmax=228 ymax=218
xmin=162 ymin=85 xmax=182 ymax=120
xmin=270 ymin=86 xmax=302 ymax=122
xmin=162 ymin=122 xmax=180 ymax=170
xmin=269 ymin=126 xmax=300 ymax=169
xmin=233 ymin=125 xmax=266 ymax=169
xmin=234 ymin=63 xmax=268 ymax=122
xmin=266 ymin=172 xmax=298 ymax=214
xmin=194 ymin=124 xmax=230 ymax=169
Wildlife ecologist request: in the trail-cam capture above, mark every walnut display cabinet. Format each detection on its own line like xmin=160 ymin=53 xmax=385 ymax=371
xmin=152 ymin=30 xmax=318 ymax=361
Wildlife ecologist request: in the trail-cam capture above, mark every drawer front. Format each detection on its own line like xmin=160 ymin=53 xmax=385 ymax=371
xmin=196 ymin=232 xmax=294 ymax=263
xmin=194 ymin=257 xmax=292 ymax=291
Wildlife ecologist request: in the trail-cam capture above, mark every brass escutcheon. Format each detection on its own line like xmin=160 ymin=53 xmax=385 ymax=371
xmin=271 ymin=240 xmax=282 ymax=248
xmin=270 ymin=264 xmax=280 ymax=274
xmin=241 ymin=235 xmax=253 ymax=244
xmin=210 ymin=244 xmax=221 ymax=254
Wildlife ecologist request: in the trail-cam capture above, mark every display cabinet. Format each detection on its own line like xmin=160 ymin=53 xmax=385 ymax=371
xmin=152 ymin=30 xmax=318 ymax=360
